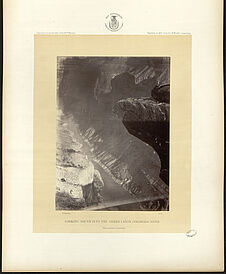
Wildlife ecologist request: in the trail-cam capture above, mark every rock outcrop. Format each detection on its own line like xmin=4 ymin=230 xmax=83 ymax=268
xmin=113 ymin=97 xmax=169 ymax=185
xmin=151 ymin=83 xmax=170 ymax=103
xmin=56 ymin=111 xmax=105 ymax=210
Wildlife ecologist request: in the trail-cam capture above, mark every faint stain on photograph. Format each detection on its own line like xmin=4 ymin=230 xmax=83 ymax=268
xmin=56 ymin=57 xmax=170 ymax=211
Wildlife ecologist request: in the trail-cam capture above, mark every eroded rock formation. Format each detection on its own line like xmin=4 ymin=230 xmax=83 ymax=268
xmin=113 ymin=97 xmax=170 ymax=184
xmin=56 ymin=111 xmax=105 ymax=210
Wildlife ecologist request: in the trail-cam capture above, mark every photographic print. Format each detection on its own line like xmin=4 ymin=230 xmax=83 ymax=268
xmin=56 ymin=57 xmax=170 ymax=211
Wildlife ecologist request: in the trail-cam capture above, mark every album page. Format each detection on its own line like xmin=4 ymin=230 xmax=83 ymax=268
xmin=2 ymin=0 xmax=224 ymax=271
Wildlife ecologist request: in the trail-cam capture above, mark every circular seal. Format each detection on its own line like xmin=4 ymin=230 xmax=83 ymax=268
xmin=105 ymin=13 xmax=123 ymax=32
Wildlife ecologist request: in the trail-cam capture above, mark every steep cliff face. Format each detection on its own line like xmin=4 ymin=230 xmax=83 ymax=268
xmin=56 ymin=111 xmax=105 ymax=210
xmin=113 ymin=98 xmax=169 ymax=184
xmin=56 ymin=57 xmax=170 ymax=210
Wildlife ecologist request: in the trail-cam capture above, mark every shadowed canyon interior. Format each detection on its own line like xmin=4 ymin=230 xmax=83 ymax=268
xmin=56 ymin=57 xmax=170 ymax=211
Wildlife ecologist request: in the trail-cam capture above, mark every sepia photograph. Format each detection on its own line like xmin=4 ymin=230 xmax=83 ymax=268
xmin=56 ymin=57 xmax=170 ymax=211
